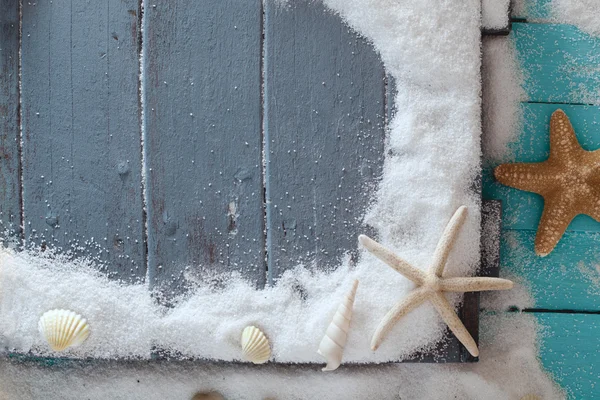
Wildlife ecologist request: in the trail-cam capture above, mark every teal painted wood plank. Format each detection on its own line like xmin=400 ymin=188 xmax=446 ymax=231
xmin=21 ymin=0 xmax=146 ymax=282
xmin=264 ymin=0 xmax=386 ymax=282
xmin=513 ymin=22 xmax=600 ymax=105
xmin=535 ymin=312 xmax=600 ymax=399
xmin=483 ymin=103 xmax=600 ymax=232
xmin=143 ymin=0 xmax=265 ymax=291
xmin=501 ymin=229 xmax=600 ymax=311
xmin=0 ymin=0 xmax=22 ymax=241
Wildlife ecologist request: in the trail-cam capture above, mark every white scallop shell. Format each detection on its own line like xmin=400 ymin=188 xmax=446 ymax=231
xmin=520 ymin=395 xmax=541 ymax=400
xmin=38 ymin=309 xmax=90 ymax=352
xmin=317 ymin=279 xmax=359 ymax=371
xmin=241 ymin=325 xmax=271 ymax=364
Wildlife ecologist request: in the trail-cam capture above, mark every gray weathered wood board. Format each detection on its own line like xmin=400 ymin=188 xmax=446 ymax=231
xmin=143 ymin=0 xmax=265 ymax=291
xmin=0 ymin=0 xmax=22 ymax=240
xmin=20 ymin=0 xmax=146 ymax=282
xmin=264 ymin=0 xmax=386 ymax=282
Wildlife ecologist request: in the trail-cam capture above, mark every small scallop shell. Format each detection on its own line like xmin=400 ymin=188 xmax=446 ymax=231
xmin=38 ymin=309 xmax=90 ymax=352
xmin=520 ymin=396 xmax=541 ymax=400
xmin=241 ymin=325 xmax=271 ymax=364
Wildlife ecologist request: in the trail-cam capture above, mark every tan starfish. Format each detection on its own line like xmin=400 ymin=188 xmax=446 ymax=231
xmin=495 ymin=109 xmax=600 ymax=256
xmin=359 ymin=206 xmax=513 ymax=357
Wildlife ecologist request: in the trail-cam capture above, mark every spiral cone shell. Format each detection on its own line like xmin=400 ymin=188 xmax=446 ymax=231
xmin=317 ymin=279 xmax=359 ymax=371
xmin=241 ymin=325 xmax=271 ymax=364
xmin=38 ymin=309 xmax=90 ymax=352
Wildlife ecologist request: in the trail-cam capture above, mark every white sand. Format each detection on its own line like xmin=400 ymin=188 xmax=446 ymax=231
xmin=552 ymin=0 xmax=600 ymax=37
xmin=483 ymin=0 xmax=511 ymax=30
xmin=0 ymin=305 xmax=564 ymax=400
xmin=482 ymin=36 xmax=528 ymax=165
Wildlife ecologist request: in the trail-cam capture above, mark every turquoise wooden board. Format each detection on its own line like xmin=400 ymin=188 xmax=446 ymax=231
xmin=513 ymin=22 xmax=600 ymax=105
xmin=264 ymin=0 xmax=385 ymax=281
xmin=483 ymin=103 xmax=600 ymax=232
xmin=143 ymin=0 xmax=265 ymax=291
xmin=0 ymin=0 xmax=22 ymax=241
xmin=535 ymin=312 xmax=600 ymax=399
xmin=500 ymin=229 xmax=600 ymax=311
xmin=20 ymin=0 xmax=146 ymax=282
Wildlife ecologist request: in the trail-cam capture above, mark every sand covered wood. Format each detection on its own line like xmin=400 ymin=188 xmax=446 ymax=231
xmin=0 ymin=0 xmax=484 ymax=364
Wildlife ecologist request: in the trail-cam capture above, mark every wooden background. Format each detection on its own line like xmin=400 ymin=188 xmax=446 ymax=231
xmin=482 ymin=1 xmax=600 ymax=398
xmin=3 ymin=0 xmax=597 ymax=397
xmin=0 ymin=0 xmax=387 ymax=291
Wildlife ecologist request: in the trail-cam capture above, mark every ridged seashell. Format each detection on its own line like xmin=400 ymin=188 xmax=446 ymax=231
xmin=241 ymin=325 xmax=271 ymax=364
xmin=520 ymin=395 xmax=541 ymax=400
xmin=317 ymin=279 xmax=359 ymax=371
xmin=191 ymin=392 xmax=225 ymax=400
xmin=38 ymin=309 xmax=90 ymax=352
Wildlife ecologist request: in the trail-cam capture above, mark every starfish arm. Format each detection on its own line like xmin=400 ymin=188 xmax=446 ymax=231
xmin=494 ymin=162 xmax=555 ymax=195
xmin=535 ymin=193 xmax=577 ymax=257
xmin=359 ymin=235 xmax=426 ymax=285
xmin=549 ymin=109 xmax=584 ymax=162
xmin=370 ymin=289 xmax=428 ymax=351
xmin=429 ymin=292 xmax=479 ymax=357
xmin=430 ymin=206 xmax=467 ymax=277
xmin=582 ymin=187 xmax=600 ymax=223
xmin=441 ymin=277 xmax=514 ymax=292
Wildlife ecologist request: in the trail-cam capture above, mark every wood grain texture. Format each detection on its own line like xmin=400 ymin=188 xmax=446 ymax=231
xmin=143 ymin=0 xmax=265 ymax=291
xmin=535 ymin=312 xmax=600 ymax=399
xmin=20 ymin=0 xmax=146 ymax=282
xmin=264 ymin=0 xmax=386 ymax=282
xmin=484 ymin=103 xmax=600 ymax=231
xmin=500 ymin=229 xmax=600 ymax=311
xmin=0 ymin=0 xmax=22 ymax=241
xmin=513 ymin=22 xmax=600 ymax=104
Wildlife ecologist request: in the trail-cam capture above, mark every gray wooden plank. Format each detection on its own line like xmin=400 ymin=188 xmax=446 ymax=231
xmin=20 ymin=0 xmax=146 ymax=282
xmin=143 ymin=0 xmax=265 ymax=292
xmin=0 ymin=0 xmax=22 ymax=241
xmin=264 ymin=0 xmax=386 ymax=282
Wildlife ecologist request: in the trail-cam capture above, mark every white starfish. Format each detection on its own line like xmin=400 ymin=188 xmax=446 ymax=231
xmin=359 ymin=206 xmax=513 ymax=357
